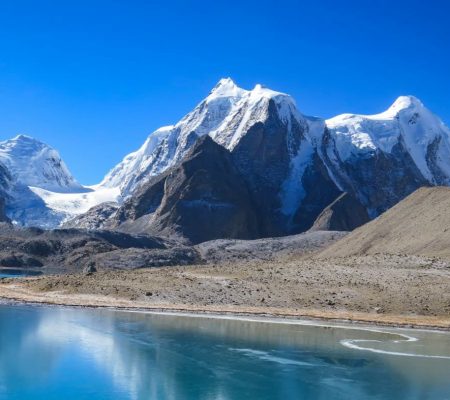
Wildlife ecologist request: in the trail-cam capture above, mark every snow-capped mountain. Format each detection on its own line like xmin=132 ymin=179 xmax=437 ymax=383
xmin=1 ymin=78 xmax=450 ymax=238
xmin=0 ymin=135 xmax=83 ymax=192
xmin=96 ymin=77 xmax=334 ymax=235
xmin=0 ymin=135 xmax=119 ymax=227
xmin=96 ymin=80 xmax=450 ymax=239
xmin=99 ymin=78 xmax=306 ymax=198
xmin=320 ymin=95 xmax=450 ymax=217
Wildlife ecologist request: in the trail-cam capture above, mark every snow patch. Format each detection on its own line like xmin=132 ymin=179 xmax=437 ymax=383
xmin=29 ymin=185 xmax=120 ymax=219
xmin=280 ymin=139 xmax=315 ymax=215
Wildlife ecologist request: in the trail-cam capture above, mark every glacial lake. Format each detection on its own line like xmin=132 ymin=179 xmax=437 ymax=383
xmin=0 ymin=304 xmax=450 ymax=399
xmin=0 ymin=270 xmax=42 ymax=278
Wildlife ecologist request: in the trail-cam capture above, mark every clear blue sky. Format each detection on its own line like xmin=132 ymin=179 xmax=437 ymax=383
xmin=0 ymin=0 xmax=449 ymax=184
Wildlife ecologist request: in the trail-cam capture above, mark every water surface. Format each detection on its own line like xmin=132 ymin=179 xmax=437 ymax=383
xmin=0 ymin=304 xmax=449 ymax=399
xmin=0 ymin=269 xmax=42 ymax=278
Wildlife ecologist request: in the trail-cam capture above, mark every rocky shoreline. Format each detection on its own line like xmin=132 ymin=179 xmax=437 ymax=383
xmin=1 ymin=283 xmax=449 ymax=331
xmin=1 ymin=252 xmax=449 ymax=330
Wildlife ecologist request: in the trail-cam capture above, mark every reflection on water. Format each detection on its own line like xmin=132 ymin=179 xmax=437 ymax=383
xmin=0 ymin=304 xmax=449 ymax=400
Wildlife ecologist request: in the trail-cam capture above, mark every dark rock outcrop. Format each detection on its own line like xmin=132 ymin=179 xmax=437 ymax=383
xmin=290 ymin=152 xmax=342 ymax=232
xmin=113 ymin=136 xmax=260 ymax=244
xmin=0 ymin=162 xmax=11 ymax=223
xmin=230 ymin=101 xmax=306 ymax=236
xmin=95 ymin=247 xmax=200 ymax=269
xmin=0 ymin=254 xmax=43 ymax=268
xmin=0 ymin=223 xmax=199 ymax=273
xmin=309 ymin=192 xmax=370 ymax=232
xmin=320 ymin=135 xmax=429 ymax=218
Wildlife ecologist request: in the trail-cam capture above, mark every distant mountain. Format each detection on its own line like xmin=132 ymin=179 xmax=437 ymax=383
xmin=2 ymin=79 xmax=450 ymax=242
xmin=0 ymin=135 xmax=88 ymax=227
xmin=321 ymin=95 xmax=450 ymax=217
xmin=0 ymin=135 xmax=122 ymax=227
xmin=0 ymin=135 xmax=82 ymax=192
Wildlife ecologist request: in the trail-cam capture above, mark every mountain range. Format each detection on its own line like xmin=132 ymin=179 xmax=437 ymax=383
xmin=1 ymin=78 xmax=449 ymax=243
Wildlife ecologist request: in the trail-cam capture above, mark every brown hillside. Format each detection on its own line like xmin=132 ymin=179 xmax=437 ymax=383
xmin=318 ymin=186 xmax=450 ymax=259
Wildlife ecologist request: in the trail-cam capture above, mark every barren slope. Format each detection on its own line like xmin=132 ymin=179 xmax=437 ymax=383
xmin=319 ymin=186 xmax=450 ymax=258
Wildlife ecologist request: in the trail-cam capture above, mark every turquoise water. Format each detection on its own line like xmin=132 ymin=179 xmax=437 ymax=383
xmin=0 ymin=270 xmax=42 ymax=278
xmin=0 ymin=304 xmax=450 ymax=399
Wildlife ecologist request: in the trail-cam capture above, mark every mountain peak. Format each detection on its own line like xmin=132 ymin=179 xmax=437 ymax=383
xmin=9 ymin=134 xmax=43 ymax=144
xmin=13 ymin=134 xmax=34 ymax=141
xmin=209 ymin=77 xmax=245 ymax=98
xmin=387 ymin=95 xmax=424 ymax=115
xmin=251 ymin=82 xmax=291 ymax=100
xmin=0 ymin=134 xmax=82 ymax=193
xmin=2 ymin=135 xmax=51 ymax=153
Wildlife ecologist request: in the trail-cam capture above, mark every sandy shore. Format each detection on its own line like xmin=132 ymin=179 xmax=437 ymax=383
xmin=1 ymin=281 xmax=450 ymax=330
xmin=1 ymin=253 xmax=450 ymax=330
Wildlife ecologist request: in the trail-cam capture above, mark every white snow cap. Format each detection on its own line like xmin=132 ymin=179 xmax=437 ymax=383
xmin=389 ymin=95 xmax=423 ymax=110
xmin=100 ymin=77 xmax=304 ymax=196
xmin=371 ymin=95 xmax=424 ymax=119
xmin=208 ymin=77 xmax=246 ymax=98
xmin=0 ymin=134 xmax=82 ymax=192
xmin=325 ymin=95 xmax=450 ymax=182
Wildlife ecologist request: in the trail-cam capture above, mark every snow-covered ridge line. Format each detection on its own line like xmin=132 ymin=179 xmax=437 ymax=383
xmin=1 ymin=78 xmax=450 ymax=230
xmin=324 ymin=95 xmax=450 ymax=182
xmin=99 ymin=77 xmax=302 ymax=197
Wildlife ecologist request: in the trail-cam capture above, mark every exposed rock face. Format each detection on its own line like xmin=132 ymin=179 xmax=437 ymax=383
xmin=63 ymin=202 xmax=119 ymax=230
xmin=0 ymin=223 xmax=199 ymax=273
xmin=231 ymin=114 xmax=342 ymax=234
xmin=0 ymin=198 xmax=9 ymax=223
xmin=319 ymin=131 xmax=430 ymax=218
xmin=289 ymin=152 xmax=342 ymax=232
xmin=230 ymin=101 xmax=305 ymax=235
xmin=114 ymin=136 xmax=260 ymax=244
xmin=0 ymin=162 xmax=11 ymax=223
xmin=309 ymin=192 xmax=370 ymax=232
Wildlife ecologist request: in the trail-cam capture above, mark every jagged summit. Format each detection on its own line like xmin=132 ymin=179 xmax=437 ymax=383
xmin=11 ymin=134 xmax=36 ymax=141
xmin=100 ymin=78 xmax=305 ymax=197
xmin=208 ymin=78 xmax=294 ymax=105
xmin=4 ymin=134 xmax=49 ymax=148
xmin=209 ymin=77 xmax=245 ymax=98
